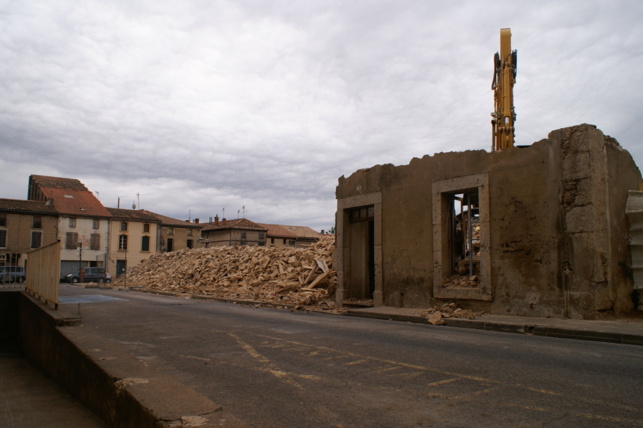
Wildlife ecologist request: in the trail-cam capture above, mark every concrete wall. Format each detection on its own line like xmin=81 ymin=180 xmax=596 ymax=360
xmin=15 ymin=291 xmax=220 ymax=427
xmin=335 ymin=124 xmax=642 ymax=319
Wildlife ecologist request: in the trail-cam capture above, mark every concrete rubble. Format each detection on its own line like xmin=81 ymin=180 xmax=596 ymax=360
xmin=112 ymin=236 xmax=341 ymax=310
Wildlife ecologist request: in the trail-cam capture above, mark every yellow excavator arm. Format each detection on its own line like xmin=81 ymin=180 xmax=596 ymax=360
xmin=491 ymin=28 xmax=517 ymax=151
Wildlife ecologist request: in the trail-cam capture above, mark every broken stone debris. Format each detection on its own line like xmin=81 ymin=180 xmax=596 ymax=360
xmin=113 ymin=236 xmax=341 ymax=310
xmin=424 ymin=303 xmax=483 ymax=325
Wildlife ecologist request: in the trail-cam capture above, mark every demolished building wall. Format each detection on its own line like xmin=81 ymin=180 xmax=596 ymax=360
xmin=335 ymin=124 xmax=642 ymax=319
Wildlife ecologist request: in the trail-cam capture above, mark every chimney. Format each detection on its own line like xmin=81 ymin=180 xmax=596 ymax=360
xmin=194 ymin=218 xmax=199 ymax=224
xmin=222 ymin=217 xmax=227 ymax=226
xmin=215 ymin=215 xmax=219 ymax=226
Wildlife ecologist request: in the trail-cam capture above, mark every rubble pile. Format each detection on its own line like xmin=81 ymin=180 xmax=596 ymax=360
xmin=424 ymin=302 xmax=483 ymax=325
xmin=114 ymin=237 xmax=338 ymax=308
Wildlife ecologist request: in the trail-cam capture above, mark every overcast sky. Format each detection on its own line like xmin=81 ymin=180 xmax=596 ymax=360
xmin=2 ymin=1 xmax=642 ymax=231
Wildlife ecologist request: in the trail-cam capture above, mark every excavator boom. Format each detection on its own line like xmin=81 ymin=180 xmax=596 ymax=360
xmin=491 ymin=28 xmax=517 ymax=151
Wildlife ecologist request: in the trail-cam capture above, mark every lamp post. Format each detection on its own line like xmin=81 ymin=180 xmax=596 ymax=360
xmin=77 ymin=242 xmax=84 ymax=282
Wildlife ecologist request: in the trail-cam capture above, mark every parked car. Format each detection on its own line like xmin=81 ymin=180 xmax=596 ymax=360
xmin=0 ymin=266 xmax=26 ymax=283
xmin=66 ymin=267 xmax=107 ymax=283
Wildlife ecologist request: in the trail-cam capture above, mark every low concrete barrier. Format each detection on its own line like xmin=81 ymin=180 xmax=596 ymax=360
xmin=17 ymin=292 xmax=223 ymax=427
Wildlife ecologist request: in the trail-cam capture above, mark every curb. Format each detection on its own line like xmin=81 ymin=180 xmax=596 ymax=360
xmin=346 ymin=309 xmax=643 ymax=347
xmin=88 ymin=285 xmax=643 ymax=347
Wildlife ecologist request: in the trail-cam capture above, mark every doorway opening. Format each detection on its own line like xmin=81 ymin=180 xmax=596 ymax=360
xmin=348 ymin=205 xmax=375 ymax=300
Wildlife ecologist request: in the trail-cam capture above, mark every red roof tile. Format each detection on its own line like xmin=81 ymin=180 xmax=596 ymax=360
xmin=40 ymin=187 xmax=111 ymax=218
xmin=0 ymin=198 xmax=58 ymax=215
xmin=201 ymin=218 xmax=266 ymax=232
xmin=256 ymin=223 xmax=298 ymax=239
xmin=107 ymin=208 xmax=161 ymax=222
xmin=29 ymin=175 xmax=88 ymax=191
xmin=140 ymin=210 xmax=202 ymax=228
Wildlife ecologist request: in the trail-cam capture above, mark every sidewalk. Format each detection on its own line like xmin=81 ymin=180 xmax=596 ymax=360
xmin=345 ymin=306 xmax=643 ymax=346
xmin=0 ymin=355 xmax=107 ymax=428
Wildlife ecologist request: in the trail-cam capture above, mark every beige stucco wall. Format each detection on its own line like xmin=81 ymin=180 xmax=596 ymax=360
xmin=160 ymin=226 xmax=200 ymax=251
xmin=336 ymin=124 xmax=642 ymax=319
xmin=58 ymin=217 xmax=109 ymax=266
xmin=1 ymin=213 xmax=58 ymax=267
xmin=108 ymin=220 xmax=158 ymax=276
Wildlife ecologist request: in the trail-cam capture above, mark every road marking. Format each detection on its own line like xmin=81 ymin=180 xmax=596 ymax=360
xmin=181 ymin=355 xmax=211 ymax=363
xmin=427 ymin=378 xmax=459 ymax=387
xmin=229 ymin=333 xmax=309 ymax=391
xmin=576 ymin=413 xmax=643 ymax=425
xmin=251 ymin=333 xmax=641 ymax=419
xmin=504 ymin=403 xmax=547 ymax=412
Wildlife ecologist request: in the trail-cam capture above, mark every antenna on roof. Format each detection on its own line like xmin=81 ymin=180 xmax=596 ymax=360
xmin=188 ymin=209 xmax=191 ymax=221
xmin=222 ymin=208 xmax=225 ymax=219
xmin=242 ymin=206 xmax=246 ymax=218
xmin=137 ymin=193 xmax=140 ymax=210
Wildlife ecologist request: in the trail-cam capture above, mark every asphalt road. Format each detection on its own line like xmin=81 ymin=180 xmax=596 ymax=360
xmin=59 ymin=285 xmax=643 ymax=427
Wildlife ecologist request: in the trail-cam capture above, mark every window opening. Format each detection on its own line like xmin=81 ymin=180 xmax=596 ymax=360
xmin=121 ymin=222 xmax=128 ymax=231
xmin=141 ymin=236 xmax=150 ymax=252
xmin=33 ymin=216 xmax=42 ymax=229
xmin=143 ymin=223 xmax=150 ymax=233
xmin=93 ymin=219 xmax=99 ymax=229
xmin=446 ymin=189 xmax=480 ymax=287
xmin=90 ymin=233 xmax=100 ymax=250
xmin=65 ymin=232 xmax=78 ymax=249
xmin=118 ymin=234 xmax=128 ymax=250
xmin=69 ymin=218 xmax=76 ymax=228
xmin=31 ymin=231 xmax=42 ymax=248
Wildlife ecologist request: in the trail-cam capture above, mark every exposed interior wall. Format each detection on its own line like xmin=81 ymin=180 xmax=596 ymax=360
xmin=335 ymin=124 xmax=642 ymax=319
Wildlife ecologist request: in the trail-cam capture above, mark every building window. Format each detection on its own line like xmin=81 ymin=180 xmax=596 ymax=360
xmin=121 ymin=222 xmax=128 ymax=231
xmin=33 ymin=216 xmax=42 ymax=229
xmin=432 ymin=173 xmax=491 ymax=301
xmin=0 ymin=213 xmax=6 ymax=227
xmin=90 ymin=233 xmax=100 ymax=250
xmin=186 ymin=239 xmax=193 ymax=249
xmin=167 ymin=238 xmax=174 ymax=252
xmin=65 ymin=232 xmax=78 ymax=249
xmin=118 ymin=234 xmax=128 ymax=250
xmin=143 ymin=223 xmax=150 ymax=233
xmin=168 ymin=228 xmax=174 ymax=235
xmin=0 ymin=229 xmax=6 ymax=248
xmin=31 ymin=231 xmax=42 ymax=249
xmin=187 ymin=229 xmax=192 ymax=236
xmin=141 ymin=236 xmax=150 ymax=252
xmin=258 ymin=232 xmax=265 ymax=240
xmin=69 ymin=218 xmax=76 ymax=228
xmin=93 ymin=219 xmax=100 ymax=229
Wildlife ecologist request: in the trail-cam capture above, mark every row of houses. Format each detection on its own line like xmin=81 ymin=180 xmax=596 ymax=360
xmin=1 ymin=175 xmax=323 ymax=279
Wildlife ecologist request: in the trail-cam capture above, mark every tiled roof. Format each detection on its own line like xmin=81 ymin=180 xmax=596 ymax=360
xmin=141 ymin=210 xmax=202 ymax=228
xmin=107 ymin=208 xmax=161 ymax=222
xmin=30 ymin=175 xmax=88 ymax=191
xmin=39 ymin=187 xmax=111 ymax=218
xmin=0 ymin=198 xmax=58 ymax=215
xmin=282 ymin=225 xmax=323 ymax=239
xmin=201 ymin=218 xmax=266 ymax=232
xmin=257 ymin=223 xmax=298 ymax=239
